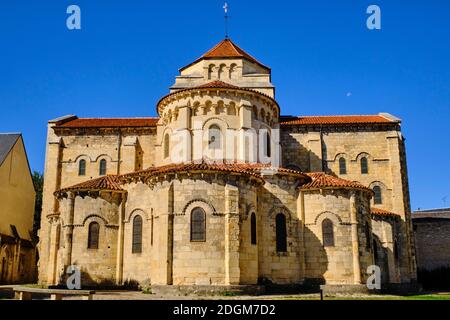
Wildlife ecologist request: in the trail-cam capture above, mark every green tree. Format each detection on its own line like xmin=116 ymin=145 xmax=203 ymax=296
xmin=32 ymin=171 xmax=44 ymax=241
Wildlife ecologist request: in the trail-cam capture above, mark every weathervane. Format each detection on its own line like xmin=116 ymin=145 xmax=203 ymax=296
xmin=223 ymin=2 xmax=229 ymax=38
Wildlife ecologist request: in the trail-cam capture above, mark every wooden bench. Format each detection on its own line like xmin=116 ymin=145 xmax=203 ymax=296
xmin=13 ymin=286 xmax=95 ymax=300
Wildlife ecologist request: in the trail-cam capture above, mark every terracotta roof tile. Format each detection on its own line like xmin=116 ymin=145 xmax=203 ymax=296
xmin=371 ymin=208 xmax=400 ymax=218
xmin=55 ymin=163 xmax=310 ymax=194
xmin=56 ymin=118 xmax=159 ymax=128
xmin=120 ymin=162 xmax=310 ymax=182
xmin=280 ymin=115 xmax=396 ymax=126
xmin=301 ymin=172 xmax=373 ymax=192
xmin=56 ymin=175 xmax=124 ymax=194
xmin=158 ymin=80 xmax=279 ymax=115
xmin=197 ymin=80 xmax=240 ymax=89
xmin=180 ymin=38 xmax=270 ymax=71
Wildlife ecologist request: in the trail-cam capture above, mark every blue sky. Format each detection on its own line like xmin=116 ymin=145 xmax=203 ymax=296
xmin=0 ymin=1 xmax=449 ymax=210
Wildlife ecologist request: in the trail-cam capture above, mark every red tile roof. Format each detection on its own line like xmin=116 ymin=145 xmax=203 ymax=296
xmin=280 ymin=115 xmax=397 ymax=126
xmin=197 ymin=80 xmax=240 ymax=89
xmin=121 ymin=162 xmax=310 ymax=182
xmin=301 ymin=172 xmax=373 ymax=193
xmin=56 ymin=175 xmax=124 ymax=194
xmin=180 ymin=38 xmax=270 ymax=71
xmin=56 ymin=118 xmax=159 ymax=128
xmin=157 ymin=80 xmax=279 ymax=115
xmin=121 ymin=163 xmax=263 ymax=181
xmin=371 ymin=208 xmax=400 ymax=218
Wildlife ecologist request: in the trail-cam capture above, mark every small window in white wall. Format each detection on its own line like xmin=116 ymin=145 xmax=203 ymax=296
xmin=164 ymin=134 xmax=170 ymax=159
xmin=132 ymin=215 xmax=143 ymax=254
xmin=361 ymin=157 xmax=369 ymax=174
xmin=373 ymin=186 xmax=382 ymax=204
xmin=251 ymin=213 xmax=257 ymax=245
xmin=265 ymin=132 xmax=271 ymax=158
xmin=322 ymin=219 xmax=335 ymax=247
xmin=339 ymin=158 xmax=347 ymax=175
xmin=208 ymin=125 xmax=221 ymax=150
xmin=79 ymin=159 xmax=86 ymax=176
xmin=88 ymin=222 xmax=99 ymax=249
xmin=191 ymin=207 xmax=206 ymax=242
xmin=99 ymin=159 xmax=107 ymax=176
xmin=208 ymin=64 xmax=215 ymax=80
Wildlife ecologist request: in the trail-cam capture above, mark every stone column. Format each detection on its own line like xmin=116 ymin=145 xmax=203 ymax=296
xmin=115 ymin=193 xmax=127 ymax=285
xmin=350 ymin=192 xmax=362 ymax=284
xmin=157 ymin=183 xmax=174 ymax=285
xmin=298 ymin=191 xmax=306 ymax=281
xmin=39 ymin=121 xmax=65 ymax=284
xmin=387 ymin=132 xmax=416 ymax=281
xmin=63 ymin=193 xmax=76 ymax=268
xmin=238 ymin=101 xmax=254 ymax=163
xmin=46 ymin=215 xmax=61 ymax=286
xmin=224 ymin=183 xmax=240 ymax=285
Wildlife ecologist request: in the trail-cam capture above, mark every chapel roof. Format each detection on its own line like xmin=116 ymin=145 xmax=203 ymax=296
xmin=371 ymin=207 xmax=401 ymax=218
xmin=157 ymin=80 xmax=280 ymax=115
xmin=54 ymin=117 xmax=159 ymax=129
xmin=301 ymin=172 xmax=373 ymax=193
xmin=52 ymin=114 xmax=400 ymax=130
xmin=57 ymin=162 xmax=312 ymax=195
xmin=180 ymin=38 xmax=270 ymax=72
xmin=56 ymin=175 xmax=124 ymax=194
xmin=120 ymin=162 xmax=310 ymax=182
xmin=280 ymin=114 xmax=399 ymax=126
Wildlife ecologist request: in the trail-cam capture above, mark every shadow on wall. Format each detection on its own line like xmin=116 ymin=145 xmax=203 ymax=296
xmin=281 ymin=131 xmax=322 ymax=172
xmin=372 ymin=234 xmax=390 ymax=285
xmin=418 ymin=267 xmax=450 ymax=291
xmin=300 ymin=227 xmax=328 ymax=291
xmin=56 ymin=265 xmax=140 ymax=290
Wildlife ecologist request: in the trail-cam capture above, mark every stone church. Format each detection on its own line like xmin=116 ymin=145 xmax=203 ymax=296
xmin=38 ymin=38 xmax=417 ymax=292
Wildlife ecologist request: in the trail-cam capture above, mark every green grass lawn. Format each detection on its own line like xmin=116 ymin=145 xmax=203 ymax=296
xmin=321 ymin=293 xmax=450 ymax=300
xmin=271 ymin=292 xmax=450 ymax=301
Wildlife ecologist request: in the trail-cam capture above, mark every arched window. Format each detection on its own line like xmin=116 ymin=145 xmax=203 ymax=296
xmin=265 ymin=131 xmax=271 ymax=158
xmin=253 ymin=106 xmax=258 ymax=119
xmin=365 ymin=222 xmax=371 ymax=249
xmin=208 ymin=64 xmax=215 ymax=80
xmin=208 ymin=125 xmax=221 ymax=150
xmin=250 ymin=213 xmax=257 ymax=245
xmin=132 ymin=215 xmax=143 ymax=254
xmin=339 ymin=158 xmax=347 ymax=175
xmin=229 ymin=63 xmax=237 ymax=79
xmin=275 ymin=214 xmax=287 ymax=252
xmin=99 ymin=159 xmax=107 ymax=176
xmin=218 ymin=64 xmax=226 ymax=79
xmin=191 ymin=207 xmax=206 ymax=242
xmin=322 ymin=219 xmax=334 ymax=247
xmin=88 ymin=222 xmax=100 ymax=249
xmin=361 ymin=157 xmax=369 ymax=174
xmin=373 ymin=186 xmax=382 ymax=204
xmin=164 ymin=134 xmax=170 ymax=159
xmin=79 ymin=159 xmax=86 ymax=176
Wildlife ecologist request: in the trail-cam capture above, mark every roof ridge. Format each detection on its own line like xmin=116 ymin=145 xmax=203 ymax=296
xmin=180 ymin=38 xmax=270 ymax=71
xmin=302 ymin=172 xmax=372 ymax=192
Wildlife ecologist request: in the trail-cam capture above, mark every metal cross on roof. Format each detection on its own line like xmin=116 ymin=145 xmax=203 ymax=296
xmin=223 ymin=2 xmax=229 ymax=38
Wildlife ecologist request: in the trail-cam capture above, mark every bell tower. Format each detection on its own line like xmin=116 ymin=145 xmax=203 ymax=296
xmin=171 ymin=39 xmax=275 ymax=98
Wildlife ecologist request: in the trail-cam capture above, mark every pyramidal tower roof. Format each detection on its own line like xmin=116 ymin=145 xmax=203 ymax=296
xmin=180 ymin=38 xmax=270 ymax=71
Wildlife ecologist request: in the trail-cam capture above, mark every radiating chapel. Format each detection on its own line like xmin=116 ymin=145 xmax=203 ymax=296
xmin=38 ymin=39 xmax=417 ymax=291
